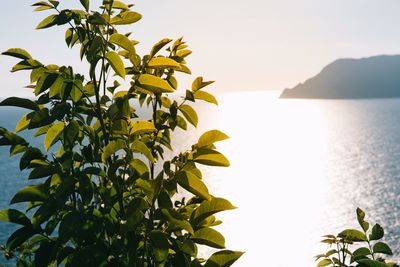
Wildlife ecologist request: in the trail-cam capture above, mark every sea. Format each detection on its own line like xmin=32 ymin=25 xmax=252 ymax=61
xmin=1 ymin=91 xmax=400 ymax=266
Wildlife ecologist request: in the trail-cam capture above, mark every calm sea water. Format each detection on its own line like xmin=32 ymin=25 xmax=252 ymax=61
xmin=1 ymin=91 xmax=400 ymax=266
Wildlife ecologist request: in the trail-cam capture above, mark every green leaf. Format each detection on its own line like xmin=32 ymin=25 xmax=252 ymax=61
xmin=148 ymin=57 xmax=181 ymax=69
xmin=356 ymin=207 xmax=369 ymax=232
xmin=110 ymin=11 xmax=142 ymax=25
xmin=2 ymin=48 xmax=32 ymax=60
xmin=71 ymin=80 xmax=83 ymax=102
xmin=176 ymin=171 xmax=210 ymax=200
xmin=338 ymin=229 xmax=367 ymax=242
xmin=11 ymin=59 xmax=42 ymax=72
xmin=138 ymin=74 xmax=175 ymax=93
xmin=29 ymin=166 xmax=55 ymax=179
xmin=316 ymin=259 xmax=332 ymax=267
xmin=150 ymin=38 xmax=172 ymax=58
xmin=15 ymin=114 xmax=30 ymax=132
xmin=102 ymin=139 xmax=126 ymax=163
xmin=131 ymin=140 xmax=154 ymax=162
xmin=370 ymin=223 xmax=384 ymax=241
xmin=35 ymin=73 xmax=58 ymax=95
xmin=44 ymin=121 xmax=64 ymax=151
xmin=192 ymin=77 xmax=215 ymax=92
xmin=204 ymin=250 xmax=243 ymax=267
xmin=105 ymin=51 xmax=126 ymax=78
xmin=351 ymin=247 xmax=371 ymax=263
xmin=0 ymin=97 xmax=39 ymax=111
xmin=197 ymin=130 xmax=229 ymax=148
xmin=6 ymin=226 xmax=37 ymax=250
xmin=0 ymin=209 xmax=31 ymax=226
xmin=193 ymin=149 xmax=230 ymax=167
xmin=192 ymin=227 xmax=225 ymax=249
xmin=112 ymin=1 xmax=129 ymax=10
xmin=130 ymin=159 xmax=149 ymax=176
xmin=79 ymin=0 xmax=89 ymax=11
xmin=191 ymin=198 xmax=236 ymax=226
xmin=179 ymin=105 xmax=198 ymax=127
xmin=49 ymin=75 xmax=64 ymax=97
xmin=194 ymin=91 xmax=218 ymax=105
xmin=11 ymin=184 xmax=48 ymax=204
xmin=109 ymin=33 xmax=135 ymax=54
xmin=131 ymin=120 xmax=157 ymax=135
xmin=373 ymin=242 xmax=393 ymax=255
xmin=160 ymin=209 xmax=194 ymax=235
xmin=357 ymin=259 xmax=390 ymax=267
xmin=176 ymin=49 xmax=192 ymax=58
xmin=64 ymin=120 xmax=80 ymax=146
xmin=149 ymin=230 xmax=169 ymax=264
xmin=36 ymin=14 xmax=58 ymax=29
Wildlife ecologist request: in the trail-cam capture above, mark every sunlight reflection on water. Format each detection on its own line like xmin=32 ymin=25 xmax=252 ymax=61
xmin=173 ymin=91 xmax=400 ymax=266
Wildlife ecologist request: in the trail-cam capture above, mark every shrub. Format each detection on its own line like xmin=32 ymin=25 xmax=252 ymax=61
xmin=0 ymin=1 xmax=242 ymax=266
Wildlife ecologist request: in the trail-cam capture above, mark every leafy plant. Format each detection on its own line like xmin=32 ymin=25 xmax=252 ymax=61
xmin=316 ymin=208 xmax=398 ymax=267
xmin=0 ymin=1 xmax=243 ymax=266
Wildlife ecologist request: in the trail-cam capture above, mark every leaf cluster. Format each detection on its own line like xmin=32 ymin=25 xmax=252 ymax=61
xmin=0 ymin=1 xmax=242 ymax=266
xmin=315 ymin=208 xmax=398 ymax=267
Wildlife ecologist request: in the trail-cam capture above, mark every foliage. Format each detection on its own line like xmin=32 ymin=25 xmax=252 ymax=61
xmin=0 ymin=1 xmax=242 ymax=266
xmin=315 ymin=208 xmax=398 ymax=267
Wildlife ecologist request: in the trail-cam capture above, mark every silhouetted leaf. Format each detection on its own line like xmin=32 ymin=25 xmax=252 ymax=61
xmin=0 ymin=97 xmax=39 ymax=111
xmin=0 ymin=209 xmax=31 ymax=226
xmin=11 ymin=184 xmax=48 ymax=204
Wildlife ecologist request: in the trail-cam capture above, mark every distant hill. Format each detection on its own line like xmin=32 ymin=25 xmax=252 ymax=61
xmin=280 ymin=55 xmax=400 ymax=99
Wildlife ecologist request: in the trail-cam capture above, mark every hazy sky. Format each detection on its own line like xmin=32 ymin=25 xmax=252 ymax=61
xmin=1 ymin=0 xmax=400 ymax=97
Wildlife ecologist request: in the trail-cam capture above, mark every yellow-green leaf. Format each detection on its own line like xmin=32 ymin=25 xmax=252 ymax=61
xmin=0 ymin=209 xmax=31 ymax=226
xmin=2 ymin=48 xmax=32 ymax=60
xmin=197 ymin=130 xmax=229 ymax=148
xmin=176 ymin=171 xmax=210 ymax=200
xmin=131 ymin=121 xmax=156 ymax=135
xmin=193 ymin=149 xmax=230 ymax=167
xmin=194 ymin=91 xmax=218 ymax=105
xmin=109 ymin=33 xmax=135 ymax=54
xmin=49 ymin=75 xmax=64 ymax=98
xmin=150 ymin=38 xmax=172 ymax=58
xmin=148 ymin=57 xmax=180 ymax=69
xmin=36 ymin=14 xmax=58 ymax=29
xmin=110 ymin=11 xmax=142 ymax=25
xmin=102 ymin=139 xmax=126 ymax=163
xmin=176 ymin=49 xmax=192 ymax=58
xmin=192 ymin=76 xmax=215 ymax=92
xmin=138 ymin=74 xmax=174 ymax=93
xmin=105 ymin=51 xmax=126 ymax=78
xmin=44 ymin=121 xmax=64 ymax=151
xmin=192 ymin=228 xmax=225 ymax=249
xmin=131 ymin=140 xmax=154 ymax=162
xmin=16 ymin=114 xmax=30 ymax=133
xmin=204 ymin=250 xmax=244 ymax=267
xmin=191 ymin=197 xmax=236 ymax=226
xmin=112 ymin=1 xmax=129 ymax=10
xmin=179 ymin=105 xmax=198 ymax=127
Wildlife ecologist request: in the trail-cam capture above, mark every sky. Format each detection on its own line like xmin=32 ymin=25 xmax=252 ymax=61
xmin=1 ymin=0 xmax=400 ymax=98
